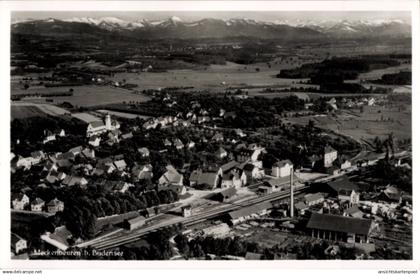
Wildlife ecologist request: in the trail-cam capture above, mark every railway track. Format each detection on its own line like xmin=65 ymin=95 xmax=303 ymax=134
xmin=88 ymin=186 xmax=308 ymax=250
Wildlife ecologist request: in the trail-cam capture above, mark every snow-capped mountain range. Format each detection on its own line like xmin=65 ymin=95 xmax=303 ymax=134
xmin=11 ymin=16 xmax=411 ymax=39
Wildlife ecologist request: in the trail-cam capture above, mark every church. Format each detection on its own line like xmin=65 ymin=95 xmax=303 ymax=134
xmin=86 ymin=114 xmax=120 ymax=137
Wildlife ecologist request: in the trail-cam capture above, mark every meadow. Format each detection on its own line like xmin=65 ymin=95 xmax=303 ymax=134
xmin=285 ymin=104 xmax=412 ymax=142
xmin=17 ymin=85 xmax=150 ymax=107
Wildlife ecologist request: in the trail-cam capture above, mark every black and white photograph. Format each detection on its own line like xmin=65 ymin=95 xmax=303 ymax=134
xmin=2 ymin=0 xmax=419 ymax=270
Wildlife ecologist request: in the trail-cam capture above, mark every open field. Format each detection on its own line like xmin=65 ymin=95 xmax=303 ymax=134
xmin=284 ymin=104 xmax=411 ymax=141
xmin=110 ymin=60 xmax=305 ymax=92
xmin=11 ymin=102 xmax=70 ymax=119
xmin=11 ymin=105 xmax=48 ymax=120
xmin=96 ymin=109 xmax=153 ymax=120
xmin=17 ymin=85 xmax=150 ymax=107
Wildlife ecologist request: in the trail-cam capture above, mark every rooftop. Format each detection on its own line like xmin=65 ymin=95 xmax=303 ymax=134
xmin=306 ymin=213 xmax=373 ymax=235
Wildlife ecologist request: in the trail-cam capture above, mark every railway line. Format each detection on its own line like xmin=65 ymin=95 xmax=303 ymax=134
xmin=87 ymin=186 xmax=309 ymax=251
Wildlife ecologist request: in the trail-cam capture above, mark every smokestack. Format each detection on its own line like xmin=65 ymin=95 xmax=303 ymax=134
xmin=290 ymin=167 xmax=294 ymax=218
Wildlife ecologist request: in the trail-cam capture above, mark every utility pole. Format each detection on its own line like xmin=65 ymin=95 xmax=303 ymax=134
xmin=290 ymin=167 xmax=294 ymax=218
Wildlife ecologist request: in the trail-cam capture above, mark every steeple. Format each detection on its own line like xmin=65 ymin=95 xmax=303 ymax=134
xmin=105 ymin=114 xmax=111 ymax=130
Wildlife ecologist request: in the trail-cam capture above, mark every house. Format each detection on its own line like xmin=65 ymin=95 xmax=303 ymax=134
xmin=215 ymin=147 xmax=228 ymax=159
xmin=162 ymin=183 xmax=187 ymax=196
xmin=221 ymin=170 xmax=246 ymax=188
xmin=12 ymin=193 xmax=29 ymax=210
xmin=212 ymin=133 xmax=224 ymax=142
xmin=305 ymin=154 xmax=321 ymax=169
xmin=121 ymin=132 xmax=133 ymax=140
xmin=187 ymin=141 xmax=195 ymax=149
xmin=258 ymin=176 xmax=293 ymax=194
xmin=47 ymin=198 xmax=64 ymax=214
xmin=40 ymin=225 xmax=73 ymax=251
xmin=62 ymin=176 xmax=88 ymax=186
xmin=131 ymin=164 xmax=153 ymax=181
xmin=13 ymin=156 xmax=33 ymax=170
xmin=43 ymin=130 xmax=56 ymax=144
xmin=190 ymin=170 xmax=221 ymax=189
xmin=173 ymin=138 xmax=184 ymax=150
xmin=45 ymin=170 xmax=61 ymax=184
xmin=236 ymin=148 xmax=263 ymax=163
xmin=11 ymin=233 xmax=27 ymax=255
xmin=112 ymin=181 xmax=131 ymax=193
xmin=197 ymin=116 xmax=211 ymax=124
xmin=164 ymin=139 xmax=172 ymax=147
xmin=69 ymin=146 xmax=83 ymax=156
xmin=106 ymin=131 xmax=120 ymax=145
xmin=113 ymin=159 xmax=127 ymax=171
xmin=295 ymin=201 xmax=309 ymax=215
xmin=81 ymin=148 xmax=95 ymax=159
xmin=377 ymin=185 xmax=402 ymax=204
xmin=158 ymin=165 xmax=183 ymax=186
xmin=327 ymin=97 xmax=338 ymax=110
xmin=30 ymin=150 xmax=46 ymax=164
xmin=258 ymin=181 xmax=282 ymax=195
xmin=55 ymin=151 xmax=75 ymax=161
xmin=124 ymin=216 xmax=146 ymax=230
xmin=242 ymin=163 xmax=264 ymax=182
xmin=88 ymin=136 xmax=101 ymax=147
xmin=220 ymin=161 xmax=240 ymax=174
xmin=234 ymin=129 xmax=247 ymax=138
xmin=325 ymin=176 xmax=359 ymax=196
xmin=306 ymin=213 xmax=374 ymax=243
xmin=228 ymin=201 xmax=272 ymax=225
xmin=324 ymin=145 xmax=338 ymax=167
xmin=344 ymin=205 xmax=364 ymax=218
xmin=335 ymin=155 xmax=352 ymax=170
xmin=338 ymin=189 xmax=360 ymax=206
xmin=55 ymin=129 xmax=66 ymax=137
xmin=272 ymin=160 xmax=293 ymax=178
xmin=304 ymin=193 xmax=325 ymax=206
xmin=43 ymin=161 xmax=58 ymax=173
xmin=325 ymin=165 xmax=340 ymax=175
xmin=137 ymin=147 xmax=150 ymax=157
xmin=31 ymin=198 xmax=45 ymax=212
xmin=182 ymin=205 xmax=192 ymax=217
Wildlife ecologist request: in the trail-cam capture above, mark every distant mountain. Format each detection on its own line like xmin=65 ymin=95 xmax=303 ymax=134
xmin=297 ymin=19 xmax=411 ymax=37
xmin=11 ymin=17 xmax=411 ymax=40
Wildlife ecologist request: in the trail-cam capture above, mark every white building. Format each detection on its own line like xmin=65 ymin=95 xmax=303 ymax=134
xmin=86 ymin=114 xmax=120 ymax=137
xmin=272 ymin=160 xmax=293 ymax=178
xmin=324 ymin=145 xmax=338 ymax=167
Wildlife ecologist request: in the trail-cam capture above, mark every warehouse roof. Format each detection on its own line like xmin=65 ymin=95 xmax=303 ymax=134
xmin=306 ymin=213 xmax=373 ymax=235
xmin=228 ymin=201 xmax=272 ymax=220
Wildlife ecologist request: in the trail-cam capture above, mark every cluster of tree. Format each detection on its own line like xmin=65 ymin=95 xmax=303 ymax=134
xmin=118 ymin=225 xmax=183 ymax=260
xmin=11 ymin=90 xmax=73 ymax=101
xmin=173 ymin=233 xmax=358 ymax=260
xmin=370 ymin=159 xmax=412 ymax=194
xmin=11 ymin=116 xmax=86 ymax=154
xmin=13 ymin=179 xmax=179 ymax=240
xmin=174 ymin=234 xmax=261 ymax=258
xmin=259 ymin=121 xmax=360 ymax=168
xmin=277 ymin=56 xmax=400 ymax=91
xmin=371 ymin=71 xmax=411 ymax=85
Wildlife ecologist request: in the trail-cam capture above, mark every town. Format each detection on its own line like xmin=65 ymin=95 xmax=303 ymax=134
xmin=10 ymin=12 xmax=412 ymax=261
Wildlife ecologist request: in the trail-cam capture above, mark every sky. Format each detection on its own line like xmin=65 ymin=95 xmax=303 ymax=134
xmin=12 ymin=11 xmax=411 ymax=24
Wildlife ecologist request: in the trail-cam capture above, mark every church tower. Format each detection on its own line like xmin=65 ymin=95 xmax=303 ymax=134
xmin=105 ymin=114 xmax=112 ymax=130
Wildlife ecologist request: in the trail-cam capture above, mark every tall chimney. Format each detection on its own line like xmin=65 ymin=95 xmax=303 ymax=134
xmin=290 ymin=167 xmax=294 ymax=218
